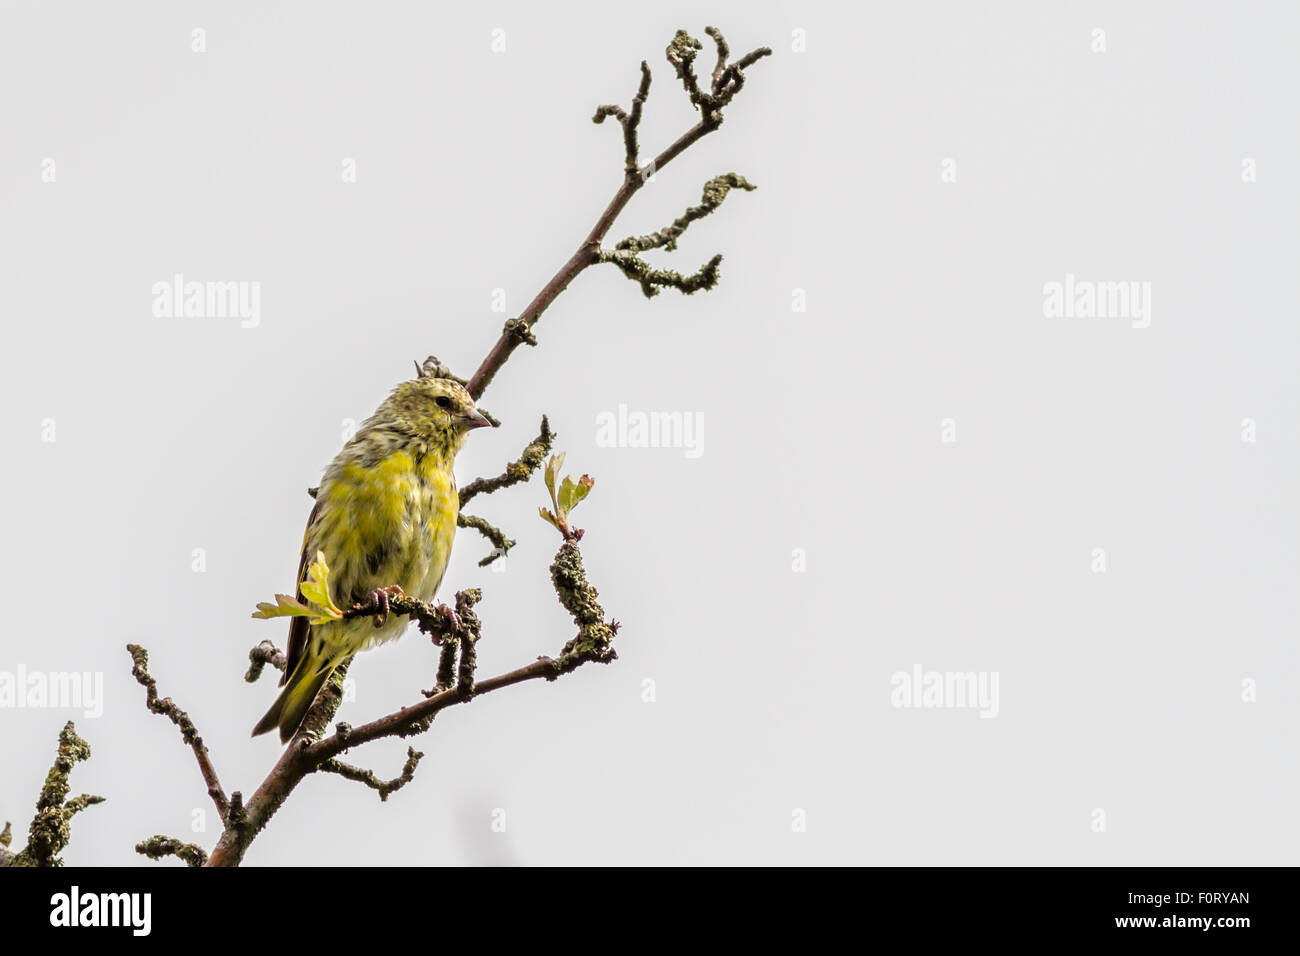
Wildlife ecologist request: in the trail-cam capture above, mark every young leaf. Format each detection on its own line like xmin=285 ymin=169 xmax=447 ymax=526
xmin=252 ymin=594 xmax=312 ymax=619
xmin=538 ymin=507 xmax=561 ymax=530
xmin=253 ymin=550 xmax=344 ymax=624
xmin=558 ymin=476 xmax=579 ymax=516
xmin=298 ymin=551 xmax=335 ymax=612
xmin=572 ymin=474 xmax=594 ymax=507
xmin=544 ymin=452 xmax=566 ymax=505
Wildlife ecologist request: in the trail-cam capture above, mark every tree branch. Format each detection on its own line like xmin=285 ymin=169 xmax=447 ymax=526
xmin=458 ymin=416 xmax=555 ymax=507
xmin=320 ymin=747 xmax=424 ymax=802
xmin=593 ymin=60 xmax=653 ymax=174
xmin=3 ymin=722 xmax=104 ymax=867
xmin=127 ymin=644 xmax=230 ymax=822
xmin=207 ymin=531 xmax=614 ymax=867
xmin=245 ymin=640 xmax=286 ymax=683
xmin=614 ymin=173 xmax=755 ymax=254
xmin=124 ymin=25 xmax=762 ymax=869
xmin=453 ymin=416 xmax=555 ymax=565
xmin=456 ymin=513 xmax=514 ymax=566
xmin=465 ymin=25 xmax=770 ymax=399
xmin=596 ymin=249 xmax=724 ymax=298
xmin=135 ymin=835 xmax=208 ymax=867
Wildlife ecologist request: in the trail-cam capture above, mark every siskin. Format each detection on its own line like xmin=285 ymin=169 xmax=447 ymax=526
xmin=253 ymin=376 xmax=490 ymax=742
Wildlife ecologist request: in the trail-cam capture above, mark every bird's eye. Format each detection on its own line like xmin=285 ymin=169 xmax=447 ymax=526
xmin=434 ymin=396 xmax=453 ymax=410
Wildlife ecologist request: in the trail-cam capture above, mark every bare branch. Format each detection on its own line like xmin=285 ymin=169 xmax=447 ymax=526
xmin=198 ymin=26 xmax=759 ymax=869
xmin=454 ymin=589 xmax=482 ymax=696
xmin=594 ymin=60 xmax=653 ymax=173
xmin=320 ymin=747 xmax=424 ymax=802
xmin=342 ymin=589 xmax=477 ymax=646
xmin=597 ymin=172 xmax=755 ymax=296
xmin=666 ymin=30 xmax=706 ymax=111
xmin=466 ymin=25 xmax=769 ymax=399
xmin=245 ymin=640 xmax=286 ymax=682
xmin=705 ymin=25 xmax=730 ymax=89
xmin=457 ymin=512 xmax=515 ymax=565
xmin=136 ymin=835 xmax=208 ymax=867
xmin=615 ymin=173 xmax=755 ymax=253
xmin=434 ymin=639 xmax=458 ymax=694
xmin=127 ymin=644 xmax=229 ymax=821
xmin=4 ymin=722 xmax=104 ymax=867
xmin=454 ymin=416 xmax=556 ymax=565
xmin=596 ymin=249 xmax=724 ymax=298
xmin=414 ymin=354 xmax=467 ymax=385
xmin=551 ymin=542 xmax=618 ymax=657
xmin=211 ymin=533 xmax=613 ymax=867
xmin=666 ymin=27 xmax=772 ymax=125
xmin=298 ymin=656 xmax=353 ymax=743
xmin=459 ymin=416 xmax=555 ymax=507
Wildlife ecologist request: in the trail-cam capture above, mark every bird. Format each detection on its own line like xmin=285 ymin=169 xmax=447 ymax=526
xmin=253 ymin=375 xmax=490 ymax=742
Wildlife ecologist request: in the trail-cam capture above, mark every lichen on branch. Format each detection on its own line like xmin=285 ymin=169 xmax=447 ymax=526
xmin=135 ymin=835 xmax=208 ymax=867
xmin=466 ymin=24 xmax=769 ymax=397
xmin=551 ymin=542 xmax=617 ymax=658
xmin=126 ymin=24 xmax=763 ymax=868
xmin=597 ymin=248 xmax=724 ymax=298
xmin=320 ymin=747 xmax=425 ymax=802
xmin=616 ymin=173 xmax=756 ymax=254
xmin=128 ymin=643 xmax=229 ymax=820
xmin=3 ymin=722 xmax=103 ymax=867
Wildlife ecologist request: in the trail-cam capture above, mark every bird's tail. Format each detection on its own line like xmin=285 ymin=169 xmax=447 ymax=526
xmin=252 ymin=647 xmax=341 ymax=743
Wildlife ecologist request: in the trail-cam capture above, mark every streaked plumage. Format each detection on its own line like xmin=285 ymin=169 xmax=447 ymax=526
xmin=253 ymin=377 xmax=489 ymax=742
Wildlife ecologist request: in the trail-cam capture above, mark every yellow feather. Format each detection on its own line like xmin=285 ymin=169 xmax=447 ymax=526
xmin=253 ymin=377 xmax=487 ymax=741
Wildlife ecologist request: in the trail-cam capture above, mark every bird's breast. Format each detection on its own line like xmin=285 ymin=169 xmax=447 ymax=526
xmin=311 ymin=446 xmax=458 ymax=611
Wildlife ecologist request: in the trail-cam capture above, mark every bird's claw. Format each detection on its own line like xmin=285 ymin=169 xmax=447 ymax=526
xmin=356 ymin=585 xmax=406 ymax=628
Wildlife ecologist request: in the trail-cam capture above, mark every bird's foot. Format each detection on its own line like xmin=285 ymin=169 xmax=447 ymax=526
xmin=355 ymin=585 xmax=406 ymax=628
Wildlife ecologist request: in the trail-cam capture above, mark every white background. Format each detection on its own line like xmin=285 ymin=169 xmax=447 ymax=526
xmin=1 ymin=2 xmax=1295 ymax=865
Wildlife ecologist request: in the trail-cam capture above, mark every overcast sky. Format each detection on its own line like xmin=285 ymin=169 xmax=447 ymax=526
xmin=1 ymin=1 xmax=1296 ymax=865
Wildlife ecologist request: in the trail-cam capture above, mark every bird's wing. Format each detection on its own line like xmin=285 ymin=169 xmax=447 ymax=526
xmin=281 ymin=499 xmax=321 ymax=686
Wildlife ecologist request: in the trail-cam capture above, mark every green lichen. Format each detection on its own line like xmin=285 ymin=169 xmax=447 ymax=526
xmin=597 ymin=248 xmax=724 ymax=299
xmin=550 ymin=543 xmax=616 ymax=657
xmin=9 ymin=722 xmax=104 ymax=867
xmin=616 ymin=173 xmax=755 ymax=254
xmin=135 ymin=835 xmax=208 ymax=867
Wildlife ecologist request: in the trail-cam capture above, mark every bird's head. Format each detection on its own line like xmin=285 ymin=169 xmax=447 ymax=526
xmin=380 ymin=377 xmax=491 ymax=451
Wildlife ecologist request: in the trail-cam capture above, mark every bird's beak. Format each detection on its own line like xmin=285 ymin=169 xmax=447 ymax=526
xmin=457 ymin=407 xmax=492 ymax=430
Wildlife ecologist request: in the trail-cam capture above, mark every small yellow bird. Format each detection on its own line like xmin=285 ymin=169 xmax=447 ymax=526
xmin=253 ymin=376 xmax=490 ymax=742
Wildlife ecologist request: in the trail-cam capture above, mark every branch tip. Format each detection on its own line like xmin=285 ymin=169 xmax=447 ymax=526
xmin=6 ymin=722 xmax=103 ymax=867
xmin=136 ymin=835 xmax=208 ymax=868
xmin=127 ymin=643 xmax=229 ymax=820
xmin=320 ymin=747 xmax=425 ymax=802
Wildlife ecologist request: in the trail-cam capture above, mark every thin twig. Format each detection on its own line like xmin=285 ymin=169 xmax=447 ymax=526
xmin=457 ymin=512 xmax=515 ymax=566
xmin=135 ymin=835 xmax=208 ymax=867
xmin=320 ymin=747 xmax=425 ymax=802
xmin=458 ymin=416 xmax=555 ymax=507
xmin=3 ymin=722 xmax=104 ymax=867
xmin=466 ymin=26 xmax=770 ymax=399
xmin=200 ymin=25 xmax=763 ymax=868
xmin=593 ymin=61 xmax=652 ymax=173
xmin=454 ymin=590 xmax=483 ymax=697
xmin=210 ymin=534 xmax=612 ymax=867
xmin=614 ymin=173 xmax=755 ymax=253
xmin=245 ymin=640 xmax=286 ymax=682
xmin=127 ymin=644 xmax=230 ymax=821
